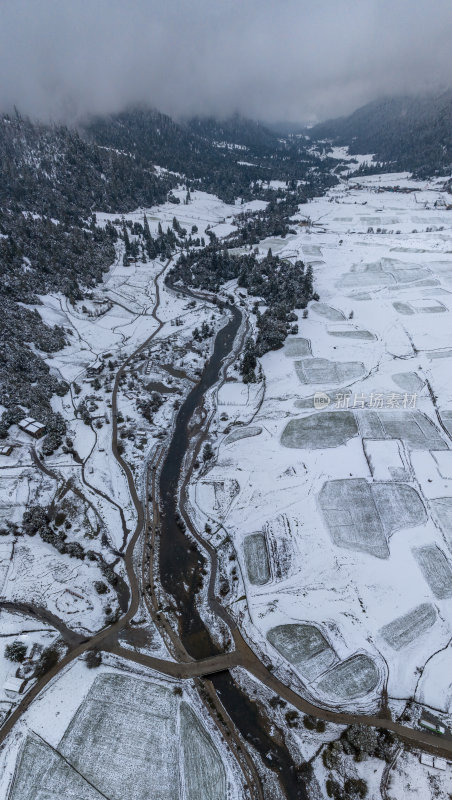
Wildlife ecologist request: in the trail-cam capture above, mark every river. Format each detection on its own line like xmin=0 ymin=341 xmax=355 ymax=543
xmin=158 ymin=302 xmax=308 ymax=800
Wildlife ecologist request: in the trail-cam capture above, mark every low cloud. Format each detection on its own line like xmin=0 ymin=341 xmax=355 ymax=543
xmin=1 ymin=0 xmax=452 ymax=124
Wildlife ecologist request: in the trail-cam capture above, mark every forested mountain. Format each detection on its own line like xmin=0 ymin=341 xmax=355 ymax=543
xmin=82 ymin=108 xmax=337 ymax=203
xmin=186 ymin=113 xmax=280 ymax=153
xmin=309 ymin=91 xmax=452 ymax=176
xmin=1 ymin=112 xmax=174 ymax=220
xmin=0 ymin=111 xmax=175 ymax=449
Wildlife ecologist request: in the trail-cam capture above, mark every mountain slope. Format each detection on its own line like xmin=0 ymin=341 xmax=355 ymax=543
xmin=0 ymin=112 xmax=174 ymax=221
xmin=0 ymin=111 xmax=174 ymax=447
xmin=82 ymin=108 xmax=259 ymax=203
xmin=186 ymin=113 xmax=280 ymax=153
xmin=82 ymin=108 xmax=337 ymax=203
xmin=309 ymin=92 xmax=452 ymax=175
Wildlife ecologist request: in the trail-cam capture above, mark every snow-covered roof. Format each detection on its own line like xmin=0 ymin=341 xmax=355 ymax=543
xmin=18 ymin=418 xmax=45 ymax=434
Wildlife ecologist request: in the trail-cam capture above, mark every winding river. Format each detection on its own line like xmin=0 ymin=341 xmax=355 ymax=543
xmin=158 ymin=302 xmax=308 ymax=800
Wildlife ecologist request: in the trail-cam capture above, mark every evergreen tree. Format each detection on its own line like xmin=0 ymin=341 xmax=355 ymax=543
xmin=240 ymin=338 xmax=257 ymax=383
xmin=122 ymin=221 xmax=131 ymax=255
xmin=143 ymin=213 xmax=151 ymax=240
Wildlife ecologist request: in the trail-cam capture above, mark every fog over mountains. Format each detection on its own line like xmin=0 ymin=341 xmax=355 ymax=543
xmin=2 ymin=0 xmax=452 ymax=124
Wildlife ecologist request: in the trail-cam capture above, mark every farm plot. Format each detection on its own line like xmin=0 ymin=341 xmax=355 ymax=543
xmin=363 ymin=439 xmax=410 ymax=481
xmin=180 ymin=703 xmax=226 ymax=800
xmin=243 ymin=533 xmax=270 ymax=585
xmin=431 ymin=498 xmax=452 ymax=550
xmin=8 ymin=734 xmax=105 ymax=800
xmin=360 ymin=216 xmax=400 ymax=226
xmin=393 ymin=301 xmax=414 ymax=315
xmin=0 ymin=543 xmax=12 ymax=593
xmin=267 ymin=624 xmax=337 ymax=682
xmin=283 ymin=337 xmax=312 ymax=357
xmin=316 ymin=654 xmax=380 ymax=701
xmin=318 ymin=479 xmax=425 ymax=558
xmin=265 ymin=514 xmax=298 ymax=580
xmin=9 ymin=674 xmax=228 ymax=800
xmin=58 ymin=674 xmax=179 ymax=800
xmin=8 ymin=736 xmax=57 ymax=800
xmin=318 ymin=479 xmax=388 ymax=558
xmin=428 ymin=349 xmax=452 ymax=361
xmin=421 ymin=287 xmax=452 ymax=296
xmin=391 ymin=372 xmax=425 ymax=393
xmin=310 ymin=303 xmax=345 ymax=321
xmin=379 ymin=603 xmax=437 ymax=650
xmin=223 ymin=426 xmax=262 ymax=445
xmin=439 ymin=410 xmax=452 ymax=438
xmin=413 ymin=545 xmax=452 ymax=599
xmin=294 ymin=358 xmax=365 ymax=385
xmin=381 ymin=258 xmax=431 ymax=282
xmin=393 ymin=299 xmax=447 ymax=314
xmin=338 ymin=268 xmax=396 ymax=289
xmin=294 ymin=390 xmax=353 ymax=411
xmin=302 ymin=245 xmax=323 ymax=256
xmin=281 ymin=411 xmax=358 ymax=449
xmin=327 ymin=328 xmax=375 ymax=341
xmin=371 ymin=483 xmax=426 ymax=535
xmin=427 ymin=261 xmax=452 ymax=281
xmin=294 ymin=396 xmax=320 ymax=409
xmin=338 ymin=260 xmax=431 ymax=289
xmin=356 ymin=410 xmax=447 ymax=449
xmin=412 ymin=299 xmax=447 ymax=313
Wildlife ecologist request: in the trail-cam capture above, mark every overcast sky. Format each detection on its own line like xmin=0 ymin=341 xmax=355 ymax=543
xmin=2 ymin=0 xmax=452 ymax=124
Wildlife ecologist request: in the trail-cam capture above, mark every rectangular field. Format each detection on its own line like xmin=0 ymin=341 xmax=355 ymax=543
xmin=267 ymin=623 xmax=336 ymax=682
xmin=379 ymin=603 xmax=437 ymax=650
xmin=283 ymin=337 xmax=312 ymax=357
xmin=357 ymin=410 xmax=447 ymax=450
xmin=318 ymin=479 xmax=389 ymax=558
xmin=295 ymin=358 xmax=365 ymax=385
xmin=413 ymin=545 xmax=452 ymax=599
xmin=243 ymin=533 xmax=270 ymax=585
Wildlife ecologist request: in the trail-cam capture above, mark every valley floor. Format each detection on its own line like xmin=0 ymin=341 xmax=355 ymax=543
xmin=188 ymin=172 xmax=452 ymax=795
xmin=3 ymin=174 xmax=452 ymax=799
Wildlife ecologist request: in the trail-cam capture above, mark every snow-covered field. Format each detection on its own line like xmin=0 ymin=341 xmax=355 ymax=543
xmin=0 ymin=189 xmax=263 ymax=634
xmin=1 ymin=662 xmax=237 ymax=800
xmin=191 ymin=173 xmax=452 ymax=723
xmin=0 ymin=189 xmax=268 ymax=800
xmin=3 ymin=168 xmax=452 ymax=796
